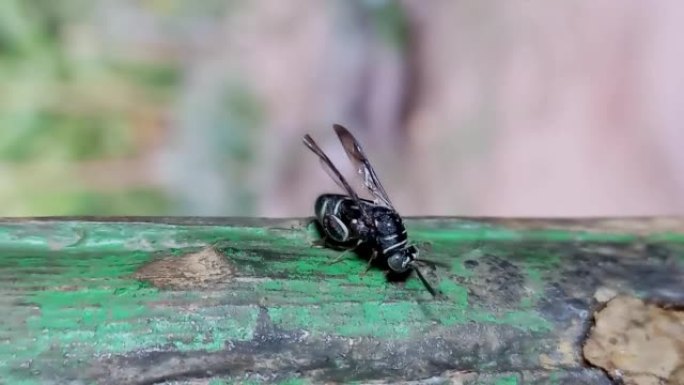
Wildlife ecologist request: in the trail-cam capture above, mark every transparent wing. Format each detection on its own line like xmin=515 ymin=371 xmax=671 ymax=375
xmin=303 ymin=134 xmax=372 ymax=221
xmin=332 ymin=124 xmax=394 ymax=209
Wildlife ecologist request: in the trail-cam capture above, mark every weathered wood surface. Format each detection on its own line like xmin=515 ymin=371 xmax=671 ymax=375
xmin=0 ymin=217 xmax=683 ymax=385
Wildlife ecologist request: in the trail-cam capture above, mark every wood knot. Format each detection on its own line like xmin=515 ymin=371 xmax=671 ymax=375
xmin=134 ymin=246 xmax=235 ymax=289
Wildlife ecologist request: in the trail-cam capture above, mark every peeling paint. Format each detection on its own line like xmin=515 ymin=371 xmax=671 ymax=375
xmin=0 ymin=218 xmax=682 ymax=384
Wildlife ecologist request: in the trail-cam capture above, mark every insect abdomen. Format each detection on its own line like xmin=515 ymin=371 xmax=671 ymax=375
xmin=315 ymin=194 xmax=354 ymax=243
xmin=314 ymin=194 xmax=349 ymax=220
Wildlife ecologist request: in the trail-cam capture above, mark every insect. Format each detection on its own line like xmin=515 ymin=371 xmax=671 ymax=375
xmin=303 ymin=124 xmax=440 ymax=297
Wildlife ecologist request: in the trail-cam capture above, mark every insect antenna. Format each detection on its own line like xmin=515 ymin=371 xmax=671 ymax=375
xmin=414 ymin=258 xmax=450 ymax=269
xmin=411 ymin=265 xmax=440 ymax=298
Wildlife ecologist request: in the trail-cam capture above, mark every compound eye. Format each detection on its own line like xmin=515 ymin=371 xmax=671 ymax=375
xmin=387 ymin=253 xmax=410 ymax=273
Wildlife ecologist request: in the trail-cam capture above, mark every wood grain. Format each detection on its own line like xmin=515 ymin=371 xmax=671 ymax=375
xmin=0 ymin=217 xmax=683 ymax=384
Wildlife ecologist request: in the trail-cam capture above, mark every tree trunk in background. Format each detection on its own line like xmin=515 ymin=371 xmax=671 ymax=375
xmin=402 ymin=1 xmax=684 ymax=217
xmin=31 ymin=0 xmax=684 ymax=218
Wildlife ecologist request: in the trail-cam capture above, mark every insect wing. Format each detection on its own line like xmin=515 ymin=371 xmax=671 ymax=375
xmin=332 ymin=124 xmax=394 ymax=209
xmin=303 ymin=134 xmax=372 ymax=222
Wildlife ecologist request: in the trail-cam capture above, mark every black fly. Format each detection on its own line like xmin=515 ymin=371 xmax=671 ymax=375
xmin=303 ymin=124 xmax=440 ymax=297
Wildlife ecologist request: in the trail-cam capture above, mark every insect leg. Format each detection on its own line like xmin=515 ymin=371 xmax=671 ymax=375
xmin=327 ymin=239 xmax=363 ymax=265
xmin=413 ymin=258 xmax=451 ymax=269
xmin=310 ymin=237 xmax=328 ymax=248
xmin=359 ymin=249 xmax=378 ymax=276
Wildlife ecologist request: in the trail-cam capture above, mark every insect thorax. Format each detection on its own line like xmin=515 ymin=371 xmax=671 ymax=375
xmin=371 ymin=208 xmax=408 ymax=255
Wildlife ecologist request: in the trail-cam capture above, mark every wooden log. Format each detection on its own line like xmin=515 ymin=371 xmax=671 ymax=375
xmin=0 ymin=217 xmax=683 ymax=385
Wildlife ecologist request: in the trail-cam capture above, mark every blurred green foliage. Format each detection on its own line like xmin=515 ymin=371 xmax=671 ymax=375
xmin=0 ymin=0 xmax=410 ymax=216
xmin=17 ymin=188 xmax=170 ymax=216
xmin=0 ymin=0 xmax=180 ymax=215
xmin=365 ymin=0 xmax=410 ymax=50
xmin=220 ymin=83 xmax=264 ymax=215
xmin=1 ymin=112 xmax=131 ymax=161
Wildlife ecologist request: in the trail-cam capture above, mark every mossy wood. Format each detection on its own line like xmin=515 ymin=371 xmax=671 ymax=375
xmin=1 ymin=217 xmax=683 ymax=385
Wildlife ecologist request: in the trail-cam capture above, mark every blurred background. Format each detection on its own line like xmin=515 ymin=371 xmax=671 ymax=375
xmin=2 ymin=0 xmax=684 ymax=218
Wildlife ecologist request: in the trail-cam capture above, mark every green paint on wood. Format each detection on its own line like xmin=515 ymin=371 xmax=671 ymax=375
xmin=1 ymin=217 xmax=683 ymax=383
xmin=493 ymin=375 xmax=519 ymax=385
xmin=211 ymin=378 xmax=309 ymax=385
